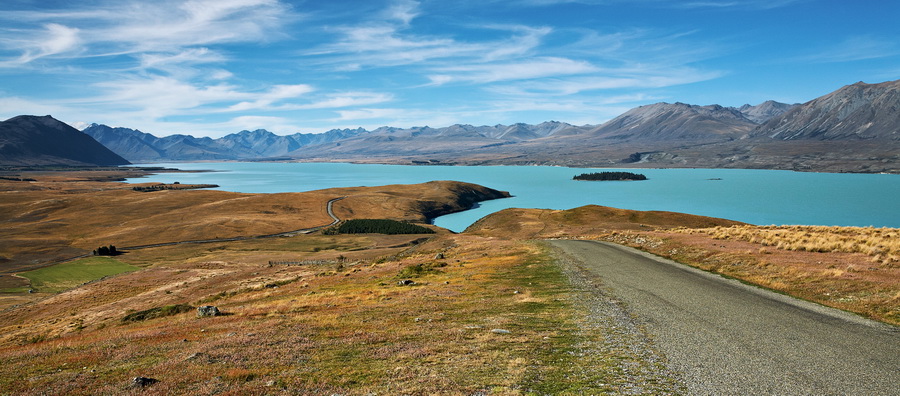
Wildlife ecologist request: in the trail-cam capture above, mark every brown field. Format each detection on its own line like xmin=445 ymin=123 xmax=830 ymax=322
xmin=0 ymin=168 xmax=895 ymax=393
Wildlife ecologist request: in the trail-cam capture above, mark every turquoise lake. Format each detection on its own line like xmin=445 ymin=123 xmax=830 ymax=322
xmin=127 ymin=163 xmax=900 ymax=232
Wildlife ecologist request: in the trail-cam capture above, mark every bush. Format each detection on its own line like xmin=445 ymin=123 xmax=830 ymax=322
xmin=121 ymin=304 xmax=194 ymax=322
xmin=397 ymin=262 xmax=447 ymax=278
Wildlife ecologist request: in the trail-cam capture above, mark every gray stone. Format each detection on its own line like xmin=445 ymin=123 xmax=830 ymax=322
xmin=491 ymin=329 xmax=511 ymax=334
xmin=131 ymin=376 xmax=158 ymax=388
xmin=197 ymin=305 xmax=221 ymax=317
xmin=434 ymin=252 xmax=445 ymax=259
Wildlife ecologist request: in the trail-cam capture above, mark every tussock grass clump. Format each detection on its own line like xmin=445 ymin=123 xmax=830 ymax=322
xmin=396 ymin=262 xmax=446 ymax=278
xmin=121 ymin=304 xmax=194 ymax=322
xmin=686 ymin=225 xmax=900 ymax=266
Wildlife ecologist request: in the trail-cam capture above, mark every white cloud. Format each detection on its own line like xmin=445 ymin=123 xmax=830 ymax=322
xmin=428 ymin=57 xmax=597 ymax=85
xmin=296 ymin=92 xmax=394 ymax=109
xmin=0 ymin=23 xmax=81 ymax=66
xmin=385 ymin=0 xmax=421 ymax=25
xmin=139 ymin=48 xmax=225 ymax=70
xmin=225 ymin=84 xmax=315 ymax=112
xmin=309 ymin=22 xmax=551 ymax=70
xmin=494 ymin=67 xmax=725 ymax=96
xmin=511 ymin=0 xmax=804 ymax=9
xmin=0 ymin=0 xmax=292 ymax=66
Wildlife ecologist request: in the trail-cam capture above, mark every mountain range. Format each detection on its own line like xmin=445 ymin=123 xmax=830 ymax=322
xmin=81 ymin=100 xmax=792 ymax=163
xmin=3 ymin=79 xmax=898 ymax=172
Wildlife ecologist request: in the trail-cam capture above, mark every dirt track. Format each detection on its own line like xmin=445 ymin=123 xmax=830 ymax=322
xmin=550 ymin=240 xmax=899 ymax=395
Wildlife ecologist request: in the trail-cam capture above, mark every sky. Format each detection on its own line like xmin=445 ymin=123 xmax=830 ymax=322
xmin=0 ymin=0 xmax=898 ymax=138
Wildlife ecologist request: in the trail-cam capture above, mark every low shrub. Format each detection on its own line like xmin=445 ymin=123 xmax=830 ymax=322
xmin=121 ymin=304 xmax=194 ymax=322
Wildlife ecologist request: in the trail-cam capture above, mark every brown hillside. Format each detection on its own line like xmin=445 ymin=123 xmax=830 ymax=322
xmin=0 ymin=170 xmax=507 ymax=277
xmin=466 ymin=205 xmax=745 ymax=239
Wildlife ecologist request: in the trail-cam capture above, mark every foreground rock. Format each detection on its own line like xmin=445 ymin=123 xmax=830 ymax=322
xmin=197 ymin=306 xmax=221 ymax=317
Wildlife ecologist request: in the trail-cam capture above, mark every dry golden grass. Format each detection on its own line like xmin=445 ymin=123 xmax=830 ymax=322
xmin=686 ymin=225 xmax=900 ymax=266
xmin=0 ymin=234 xmax=669 ymax=394
xmin=470 ymin=206 xmax=899 ymax=325
xmin=1 ymin=167 xmax=894 ymax=393
xmin=2 ymin=170 xmax=672 ymax=393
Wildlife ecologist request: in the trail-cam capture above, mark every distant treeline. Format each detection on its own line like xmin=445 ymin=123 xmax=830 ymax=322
xmin=132 ymin=183 xmax=219 ymax=192
xmin=0 ymin=176 xmax=36 ymax=181
xmin=573 ymin=171 xmax=648 ymax=181
xmin=324 ymin=219 xmax=436 ymax=235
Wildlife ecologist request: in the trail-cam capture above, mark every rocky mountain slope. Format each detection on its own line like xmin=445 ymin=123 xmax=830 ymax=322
xmin=737 ymin=100 xmax=797 ymax=124
xmin=751 ymin=80 xmax=900 ymax=141
xmin=587 ymin=102 xmax=757 ymax=142
xmin=0 ymin=115 xmax=130 ymax=166
xmin=83 ymin=122 xmax=586 ymax=162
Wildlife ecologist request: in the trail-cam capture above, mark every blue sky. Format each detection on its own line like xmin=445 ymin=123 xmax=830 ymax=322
xmin=1 ymin=0 xmax=897 ymax=137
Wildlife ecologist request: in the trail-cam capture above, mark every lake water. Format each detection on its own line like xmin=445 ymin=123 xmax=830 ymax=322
xmin=126 ymin=163 xmax=900 ymax=232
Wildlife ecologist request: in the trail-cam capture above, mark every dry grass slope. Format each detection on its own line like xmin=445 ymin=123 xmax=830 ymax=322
xmin=690 ymin=225 xmax=899 ymax=266
xmin=470 ymin=205 xmax=899 ymax=325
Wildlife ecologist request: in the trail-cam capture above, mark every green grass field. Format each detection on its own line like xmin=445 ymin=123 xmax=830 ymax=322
xmin=16 ymin=257 xmax=140 ymax=293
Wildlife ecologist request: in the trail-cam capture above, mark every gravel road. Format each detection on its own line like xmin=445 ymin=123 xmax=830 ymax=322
xmin=549 ymin=239 xmax=900 ymax=395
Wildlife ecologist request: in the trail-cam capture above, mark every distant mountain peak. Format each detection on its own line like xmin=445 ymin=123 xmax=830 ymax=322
xmin=588 ymin=101 xmax=755 ymax=142
xmin=0 ymin=115 xmax=130 ymax=166
xmin=753 ymin=79 xmax=900 ymax=141
xmin=736 ymin=100 xmax=796 ymax=124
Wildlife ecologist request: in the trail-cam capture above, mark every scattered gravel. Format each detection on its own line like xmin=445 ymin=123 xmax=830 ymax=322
xmin=549 ymin=244 xmax=686 ymax=394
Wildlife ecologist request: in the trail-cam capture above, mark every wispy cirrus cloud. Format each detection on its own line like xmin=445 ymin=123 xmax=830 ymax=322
xmin=0 ymin=23 xmax=81 ymax=66
xmin=791 ymin=35 xmax=899 ymax=64
xmin=295 ymin=92 xmax=395 ymax=110
xmin=0 ymin=0 xmax=293 ymax=68
xmin=509 ymin=0 xmax=804 ymax=9
xmin=427 ymin=57 xmax=598 ymax=85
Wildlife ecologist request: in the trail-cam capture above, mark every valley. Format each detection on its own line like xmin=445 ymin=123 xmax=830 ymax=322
xmin=0 ymin=169 xmax=896 ymax=393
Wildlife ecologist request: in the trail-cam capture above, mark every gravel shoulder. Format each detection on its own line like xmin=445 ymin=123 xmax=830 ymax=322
xmin=549 ymin=239 xmax=900 ymax=395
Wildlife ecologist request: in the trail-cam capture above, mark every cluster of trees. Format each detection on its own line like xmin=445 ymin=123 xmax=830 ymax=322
xmin=132 ymin=183 xmax=218 ymax=192
xmin=93 ymin=245 xmax=118 ymax=256
xmin=0 ymin=176 xmax=36 ymax=181
xmin=573 ymin=171 xmax=648 ymax=181
xmin=324 ymin=219 xmax=436 ymax=235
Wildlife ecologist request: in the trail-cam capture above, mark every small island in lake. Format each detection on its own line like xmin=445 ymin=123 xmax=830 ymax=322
xmin=573 ymin=171 xmax=648 ymax=181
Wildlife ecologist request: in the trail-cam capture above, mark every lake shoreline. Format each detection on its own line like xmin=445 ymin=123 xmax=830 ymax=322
xmin=120 ymin=162 xmax=900 ymax=232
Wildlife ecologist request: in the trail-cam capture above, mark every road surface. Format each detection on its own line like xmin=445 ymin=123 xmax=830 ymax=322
xmin=550 ymin=240 xmax=899 ymax=395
